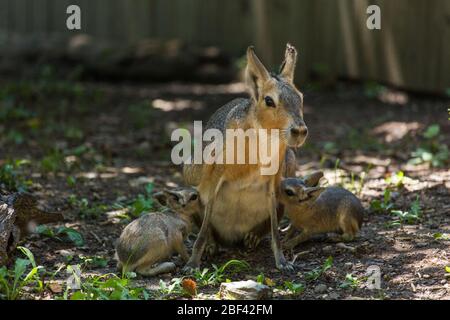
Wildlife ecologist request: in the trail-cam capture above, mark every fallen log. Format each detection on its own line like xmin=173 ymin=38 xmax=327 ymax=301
xmin=0 ymin=192 xmax=64 ymax=265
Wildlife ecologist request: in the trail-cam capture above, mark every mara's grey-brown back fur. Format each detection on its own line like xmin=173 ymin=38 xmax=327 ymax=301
xmin=115 ymin=187 xmax=199 ymax=276
xmin=280 ymin=176 xmax=364 ymax=249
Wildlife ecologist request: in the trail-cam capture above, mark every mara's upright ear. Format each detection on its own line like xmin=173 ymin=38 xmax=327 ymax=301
xmin=303 ymin=171 xmax=324 ymax=187
xmin=245 ymin=46 xmax=270 ymax=102
xmin=279 ymin=43 xmax=297 ymax=83
xmin=305 ymin=186 xmax=325 ymax=199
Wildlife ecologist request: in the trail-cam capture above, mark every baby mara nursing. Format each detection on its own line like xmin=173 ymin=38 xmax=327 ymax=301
xmin=115 ymin=187 xmax=199 ymax=276
xmin=279 ymin=173 xmax=364 ymax=249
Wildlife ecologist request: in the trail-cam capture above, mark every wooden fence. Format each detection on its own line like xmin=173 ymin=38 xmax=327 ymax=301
xmin=0 ymin=0 xmax=449 ymax=93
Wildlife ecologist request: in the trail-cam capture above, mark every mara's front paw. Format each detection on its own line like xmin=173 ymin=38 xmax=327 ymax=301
xmin=276 ymin=257 xmax=295 ymax=273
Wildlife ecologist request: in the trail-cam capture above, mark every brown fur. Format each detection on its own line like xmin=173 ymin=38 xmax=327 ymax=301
xmin=183 ymin=44 xmax=307 ymax=272
xmin=115 ymin=187 xmax=199 ymax=276
xmin=279 ymin=175 xmax=364 ymax=249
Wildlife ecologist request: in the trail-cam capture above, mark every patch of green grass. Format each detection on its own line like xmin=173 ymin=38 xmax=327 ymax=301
xmin=68 ymin=195 xmax=108 ymax=220
xmin=388 ymin=196 xmax=422 ymax=227
xmin=192 ymin=260 xmax=250 ymax=286
xmin=255 ymin=273 xmax=275 ymax=287
xmin=0 ymin=247 xmax=44 ymax=300
xmin=385 ymin=171 xmax=405 ymax=189
xmin=364 ymin=81 xmax=387 ymax=99
xmin=67 ymin=175 xmax=77 ymax=187
xmin=322 ymin=141 xmax=339 ymax=155
xmin=339 ymin=273 xmax=360 ymax=289
xmin=338 ymin=165 xmax=372 ymax=196
xmin=113 ymin=183 xmax=154 ymax=219
xmin=4 ymin=129 xmax=25 ymax=145
xmin=0 ymin=159 xmax=32 ymax=191
xmin=158 ymin=277 xmax=185 ymax=297
xmin=35 ymin=225 xmax=84 ymax=247
xmin=40 ymin=150 xmax=65 ymax=172
xmin=66 ymin=270 xmax=150 ymax=300
xmin=433 ymin=233 xmax=450 ymax=241
xmin=343 ymin=128 xmax=384 ymax=152
xmin=305 ymin=256 xmax=333 ymax=281
xmin=370 ymin=189 xmax=395 ymax=213
xmin=129 ymin=101 xmax=156 ymax=129
xmin=40 ymin=144 xmax=97 ymax=173
xmin=409 ymin=124 xmax=449 ymax=168
xmin=130 ymin=184 xmax=154 ymax=217
xmin=0 ymin=97 xmax=34 ymax=122
xmin=282 ymin=281 xmax=305 ymax=295
xmin=79 ymin=255 xmax=109 ymax=269
xmin=64 ymin=126 xmax=84 ymax=140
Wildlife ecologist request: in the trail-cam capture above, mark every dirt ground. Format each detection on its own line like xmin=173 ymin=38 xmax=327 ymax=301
xmin=1 ymin=76 xmax=449 ymax=300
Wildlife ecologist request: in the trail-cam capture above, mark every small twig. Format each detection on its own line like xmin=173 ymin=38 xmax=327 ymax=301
xmin=291 ymin=250 xmax=310 ymax=264
xmin=90 ymin=231 xmax=102 ymax=244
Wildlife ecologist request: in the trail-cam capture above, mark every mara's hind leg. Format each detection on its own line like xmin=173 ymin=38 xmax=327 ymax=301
xmin=244 ymin=203 xmax=285 ymax=251
xmin=284 ymin=230 xmax=312 ymax=249
xmin=339 ymin=215 xmax=360 ymax=242
xmin=243 ymin=232 xmax=262 ymax=251
xmin=136 ymin=262 xmax=176 ymax=277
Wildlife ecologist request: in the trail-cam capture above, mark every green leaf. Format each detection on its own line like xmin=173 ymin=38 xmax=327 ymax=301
xmin=445 ymin=266 xmax=450 ymax=274
xmin=56 ymin=227 xmax=84 ymax=247
xmin=423 ymin=124 xmax=440 ymax=139
xmin=256 ymin=273 xmax=265 ymax=284
xmin=23 ymin=266 xmax=42 ymax=283
xmin=13 ymin=258 xmax=30 ymax=289
xmin=433 ymin=233 xmax=450 ymax=240
xmin=370 ymin=200 xmax=382 ymax=211
xmin=70 ymin=291 xmax=87 ymax=300
xmin=35 ymin=225 xmax=55 ymax=238
xmin=144 ymin=183 xmax=154 ymax=195
xmin=284 ymin=281 xmax=305 ymax=294
xmin=17 ymin=246 xmax=37 ymax=268
xmin=323 ymin=256 xmax=333 ymax=272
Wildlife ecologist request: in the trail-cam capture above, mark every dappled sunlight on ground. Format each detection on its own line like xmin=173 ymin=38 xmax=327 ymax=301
xmin=0 ymin=78 xmax=449 ymax=300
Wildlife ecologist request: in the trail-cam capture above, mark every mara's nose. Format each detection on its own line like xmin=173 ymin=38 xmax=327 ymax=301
xmin=290 ymin=126 xmax=308 ymax=137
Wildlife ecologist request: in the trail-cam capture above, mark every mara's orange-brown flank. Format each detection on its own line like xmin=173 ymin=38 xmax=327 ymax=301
xmin=183 ymin=44 xmax=307 ymax=272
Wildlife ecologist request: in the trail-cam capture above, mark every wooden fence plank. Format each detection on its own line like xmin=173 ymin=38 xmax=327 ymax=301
xmin=0 ymin=0 xmax=8 ymax=37
xmin=0 ymin=0 xmax=447 ymax=93
xmin=439 ymin=0 xmax=450 ymax=91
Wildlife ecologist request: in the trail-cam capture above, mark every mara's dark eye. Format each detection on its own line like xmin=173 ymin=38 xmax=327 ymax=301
xmin=285 ymin=189 xmax=295 ymax=196
xmin=264 ymin=96 xmax=275 ymax=108
xmin=190 ymin=194 xmax=198 ymax=201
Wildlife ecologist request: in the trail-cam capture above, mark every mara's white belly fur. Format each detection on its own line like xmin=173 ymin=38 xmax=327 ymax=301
xmin=207 ymin=172 xmax=272 ymax=243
